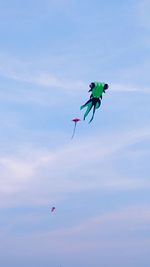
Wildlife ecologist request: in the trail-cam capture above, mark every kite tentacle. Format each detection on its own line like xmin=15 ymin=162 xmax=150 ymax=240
xmin=80 ymin=99 xmax=93 ymax=120
xmin=81 ymin=97 xmax=101 ymax=122
xmin=89 ymin=99 xmax=101 ymax=123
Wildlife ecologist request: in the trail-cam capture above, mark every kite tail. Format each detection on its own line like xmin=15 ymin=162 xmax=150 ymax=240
xmin=71 ymin=122 xmax=77 ymax=139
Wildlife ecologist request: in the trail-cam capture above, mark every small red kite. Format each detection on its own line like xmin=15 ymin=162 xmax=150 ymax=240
xmin=71 ymin=118 xmax=80 ymax=139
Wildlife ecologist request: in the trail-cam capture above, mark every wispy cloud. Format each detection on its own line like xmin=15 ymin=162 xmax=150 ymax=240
xmin=0 ymin=127 xmax=150 ymax=207
xmin=2 ymin=204 xmax=150 ymax=259
xmin=2 ymin=52 xmax=150 ymax=95
xmin=48 ymin=204 xmax=150 ymax=239
xmin=0 ymin=53 xmax=85 ymax=93
xmin=111 ymin=82 xmax=150 ymax=92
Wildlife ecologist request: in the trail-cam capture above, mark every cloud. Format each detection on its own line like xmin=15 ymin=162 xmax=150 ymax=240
xmin=0 ymin=56 xmax=84 ymax=91
xmin=49 ymin=204 xmax=150 ymax=240
xmin=1 ymin=203 xmax=150 ymax=263
xmin=2 ymin=52 xmax=150 ymax=96
xmin=111 ymin=82 xmax=150 ymax=92
xmin=0 ymin=156 xmax=34 ymax=194
xmin=0 ymin=53 xmax=87 ymax=110
xmin=0 ymin=127 xmax=150 ymax=208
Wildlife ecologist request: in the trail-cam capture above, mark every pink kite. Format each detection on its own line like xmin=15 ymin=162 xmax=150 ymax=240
xmin=71 ymin=118 xmax=80 ymax=139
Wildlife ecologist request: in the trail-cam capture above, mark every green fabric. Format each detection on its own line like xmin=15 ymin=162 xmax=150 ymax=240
xmin=80 ymin=98 xmax=101 ymax=122
xmin=92 ymin=82 xmax=105 ymax=98
xmin=80 ymin=101 xmax=93 ymax=120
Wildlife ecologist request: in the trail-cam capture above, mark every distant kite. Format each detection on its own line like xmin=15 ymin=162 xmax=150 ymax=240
xmin=71 ymin=118 xmax=80 ymax=139
xmin=51 ymin=207 xmax=56 ymax=213
xmin=80 ymin=82 xmax=109 ymax=123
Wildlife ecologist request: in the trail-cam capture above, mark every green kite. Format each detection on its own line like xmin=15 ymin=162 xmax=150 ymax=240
xmin=80 ymin=82 xmax=109 ymax=123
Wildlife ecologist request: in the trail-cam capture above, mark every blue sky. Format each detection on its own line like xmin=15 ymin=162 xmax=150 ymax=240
xmin=0 ymin=0 xmax=150 ymax=266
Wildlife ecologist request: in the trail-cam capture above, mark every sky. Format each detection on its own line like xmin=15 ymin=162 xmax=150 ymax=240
xmin=0 ymin=0 xmax=150 ymax=266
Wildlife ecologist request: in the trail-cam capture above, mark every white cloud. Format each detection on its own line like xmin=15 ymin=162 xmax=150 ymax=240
xmin=0 ymin=156 xmax=34 ymax=194
xmin=2 ymin=52 xmax=150 ymax=96
xmin=49 ymin=204 xmax=150 ymax=238
xmin=2 ymin=204 xmax=150 ymax=259
xmin=111 ymin=82 xmax=150 ymax=92
xmin=0 ymin=127 xmax=150 ymax=207
xmin=0 ymin=53 xmax=86 ymax=107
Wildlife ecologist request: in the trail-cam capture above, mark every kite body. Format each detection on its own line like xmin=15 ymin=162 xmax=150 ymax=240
xmin=80 ymin=82 xmax=108 ymax=123
xmin=91 ymin=82 xmax=105 ymax=98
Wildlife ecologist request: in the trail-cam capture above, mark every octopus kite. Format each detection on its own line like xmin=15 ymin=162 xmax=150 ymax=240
xmin=80 ymin=82 xmax=109 ymax=123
